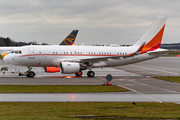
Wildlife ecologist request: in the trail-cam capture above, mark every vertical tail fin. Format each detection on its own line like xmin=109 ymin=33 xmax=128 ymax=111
xmin=133 ymin=17 xmax=167 ymax=54
xmin=59 ymin=30 xmax=79 ymax=46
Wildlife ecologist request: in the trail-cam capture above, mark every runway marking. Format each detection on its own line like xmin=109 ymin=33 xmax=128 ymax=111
xmin=117 ymin=84 xmax=162 ymax=103
xmin=130 ymin=65 xmax=179 ymax=75
xmin=124 ymin=79 xmax=180 ymax=94
xmin=98 ymin=76 xmax=106 ymax=80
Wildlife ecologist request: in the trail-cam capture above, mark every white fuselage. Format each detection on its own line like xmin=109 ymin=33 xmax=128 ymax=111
xmin=3 ymin=45 xmax=163 ymax=68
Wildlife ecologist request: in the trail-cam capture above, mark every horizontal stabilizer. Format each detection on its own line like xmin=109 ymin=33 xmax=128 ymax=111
xmin=147 ymin=48 xmax=170 ymax=55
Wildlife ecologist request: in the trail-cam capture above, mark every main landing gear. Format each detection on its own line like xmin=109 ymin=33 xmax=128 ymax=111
xmin=87 ymin=71 xmax=95 ymax=77
xmin=75 ymin=71 xmax=82 ymax=76
xmin=75 ymin=70 xmax=95 ymax=77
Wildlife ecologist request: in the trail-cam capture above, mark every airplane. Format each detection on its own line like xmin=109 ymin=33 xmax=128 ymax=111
xmin=3 ymin=17 xmax=169 ymax=77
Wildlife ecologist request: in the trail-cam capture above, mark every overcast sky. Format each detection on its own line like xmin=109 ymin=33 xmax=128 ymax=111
xmin=0 ymin=0 xmax=180 ymax=45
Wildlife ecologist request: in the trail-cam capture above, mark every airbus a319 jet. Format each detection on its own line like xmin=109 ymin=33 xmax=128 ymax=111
xmin=3 ymin=17 xmax=169 ymax=77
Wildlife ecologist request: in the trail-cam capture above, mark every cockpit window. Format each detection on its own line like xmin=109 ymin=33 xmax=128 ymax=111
xmin=15 ymin=50 xmax=18 ymax=54
xmin=12 ymin=50 xmax=22 ymax=54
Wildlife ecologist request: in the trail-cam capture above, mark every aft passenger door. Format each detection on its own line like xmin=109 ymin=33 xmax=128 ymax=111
xmin=28 ymin=47 xmax=35 ymax=59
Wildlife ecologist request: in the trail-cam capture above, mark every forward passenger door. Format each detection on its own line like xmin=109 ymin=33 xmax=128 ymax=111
xmin=28 ymin=47 xmax=35 ymax=59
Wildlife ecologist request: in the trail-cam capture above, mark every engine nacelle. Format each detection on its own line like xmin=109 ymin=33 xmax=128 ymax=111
xmin=44 ymin=67 xmax=60 ymax=73
xmin=60 ymin=62 xmax=80 ymax=74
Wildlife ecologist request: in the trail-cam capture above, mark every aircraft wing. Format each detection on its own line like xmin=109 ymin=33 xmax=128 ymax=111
xmin=62 ymin=42 xmax=146 ymax=64
xmin=51 ymin=42 xmax=146 ymax=66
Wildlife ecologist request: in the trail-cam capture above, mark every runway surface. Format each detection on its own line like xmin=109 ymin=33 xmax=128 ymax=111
xmin=116 ymin=57 xmax=180 ymax=76
xmin=0 ymin=93 xmax=180 ymax=103
xmin=1 ymin=57 xmax=180 ymax=102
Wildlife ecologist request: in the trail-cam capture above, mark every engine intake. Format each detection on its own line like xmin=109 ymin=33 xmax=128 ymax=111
xmin=60 ymin=62 xmax=80 ymax=74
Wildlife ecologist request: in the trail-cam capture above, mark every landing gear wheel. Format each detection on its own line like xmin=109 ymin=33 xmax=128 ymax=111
xmin=87 ymin=71 xmax=95 ymax=77
xmin=26 ymin=71 xmax=36 ymax=77
xmin=75 ymin=71 xmax=82 ymax=76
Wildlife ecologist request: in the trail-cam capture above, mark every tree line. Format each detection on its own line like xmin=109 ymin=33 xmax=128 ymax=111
xmin=1 ymin=37 xmax=180 ymax=49
xmin=0 ymin=37 xmax=48 ymax=46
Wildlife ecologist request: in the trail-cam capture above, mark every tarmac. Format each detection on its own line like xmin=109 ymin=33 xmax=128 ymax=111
xmin=1 ymin=57 xmax=180 ymax=103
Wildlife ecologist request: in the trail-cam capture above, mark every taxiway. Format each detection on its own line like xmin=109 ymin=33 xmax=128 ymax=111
xmin=0 ymin=57 xmax=180 ymax=102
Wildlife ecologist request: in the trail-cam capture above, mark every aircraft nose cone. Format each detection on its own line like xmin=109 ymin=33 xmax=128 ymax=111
xmin=3 ymin=54 xmax=11 ymax=63
xmin=1 ymin=53 xmax=8 ymax=59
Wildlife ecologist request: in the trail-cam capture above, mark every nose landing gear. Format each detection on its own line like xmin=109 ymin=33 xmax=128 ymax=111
xmin=26 ymin=71 xmax=36 ymax=77
xmin=26 ymin=67 xmax=36 ymax=77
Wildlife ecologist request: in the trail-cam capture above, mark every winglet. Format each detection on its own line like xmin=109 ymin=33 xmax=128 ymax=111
xmin=136 ymin=42 xmax=146 ymax=54
xmin=127 ymin=42 xmax=146 ymax=57
xmin=59 ymin=30 xmax=79 ymax=46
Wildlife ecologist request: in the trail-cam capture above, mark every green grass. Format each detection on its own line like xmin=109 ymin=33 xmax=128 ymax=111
xmin=164 ymin=51 xmax=180 ymax=57
xmin=0 ymin=102 xmax=180 ymax=119
xmin=153 ymin=76 xmax=180 ymax=83
xmin=0 ymin=85 xmax=128 ymax=93
xmin=169 ymin=51 xmax=180 ymax=55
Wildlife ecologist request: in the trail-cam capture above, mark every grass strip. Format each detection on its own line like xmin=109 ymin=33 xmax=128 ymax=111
xmin=169 ymin=51 xmax=180 ymax=55
xmin=153 ymin=76 xmax=180 ymax=83
xmin=0 ymin=85 xmax=128 ymax=93
xmin=164 ymin=51 xmax=180 ymax=57
xmin=0 ymin=102 xmax=180 ymax=119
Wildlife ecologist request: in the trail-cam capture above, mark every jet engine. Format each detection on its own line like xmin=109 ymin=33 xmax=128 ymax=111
xmin=44 ymin=67 xmax=60 ymax=73
xmin=60 ymin=62 xmax=80 ymax=74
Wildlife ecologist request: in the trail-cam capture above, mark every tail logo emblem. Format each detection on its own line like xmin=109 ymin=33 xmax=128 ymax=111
xmin=64 ymin=34 xmax=75 ymax=45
